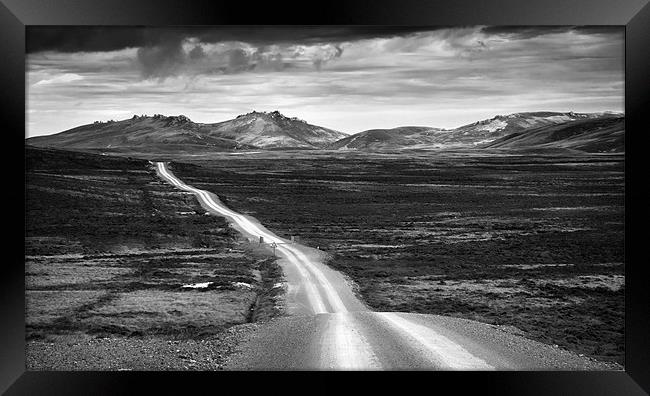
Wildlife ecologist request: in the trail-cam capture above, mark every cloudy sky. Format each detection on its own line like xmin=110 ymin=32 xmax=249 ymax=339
xmin=26 ymin=26 xmax=624 ymax=137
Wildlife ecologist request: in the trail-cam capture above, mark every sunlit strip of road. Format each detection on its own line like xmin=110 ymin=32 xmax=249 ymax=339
xmin=321 ymin=313 xmax=381 ymax=370
xmin=376 ymin=313 xmax=494 ymax=370
xmin=156 ymin=162 xmax=346 ymax=314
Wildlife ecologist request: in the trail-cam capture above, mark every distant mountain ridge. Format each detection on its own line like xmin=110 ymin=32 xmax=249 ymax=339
xmin=26 ymin=110 xmax=347 ymax=151
xmin=209 ymin=110 xmax=347 ymax=149
xmin=332 ymin=111 xmax=622 ymax=151
xmin=26 ymin=110 xmax=623 ymax=153
xmin=483 ymin=116 xmax=624 ymax=153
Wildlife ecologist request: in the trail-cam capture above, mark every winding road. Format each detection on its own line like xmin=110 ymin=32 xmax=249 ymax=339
xmin=156 ymin=162 xmax=617 ymax=371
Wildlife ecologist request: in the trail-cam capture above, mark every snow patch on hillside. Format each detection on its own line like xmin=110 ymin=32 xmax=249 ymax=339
xmin=477 ymin=119 xmax=507 ymax=132
xmin=182 ymin=282 xmax=213 ymax=289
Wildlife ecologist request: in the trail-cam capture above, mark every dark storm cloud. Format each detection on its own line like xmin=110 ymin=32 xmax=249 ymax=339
xmin=29 ymin=25 xmax=623 ymax=80
xmin=28 ymin=26 xmax=425 ymax=78
xmin=188 ymin=45 xmax=205 ymax=60
xmin=481 ymin=26 xmax=571 ymax=38
xmin=26 ymin=26 xmax=437 ymax=53
xmin=227 ymin=48 xmax=250 ymax=71
xmin=572 ymin=26 xmax=625 ymax=37
xmin=26 ymin=27 xmax=145 ymax=53
xmin=481 ymin=25 xmax=623 ymax=39
xmin=136 ymin=35 xmax=186 ymax=79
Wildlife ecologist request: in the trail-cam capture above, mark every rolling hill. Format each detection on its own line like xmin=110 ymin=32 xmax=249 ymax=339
xmin=327 ymin=126 xmax=445 ymax=150
xmin=26 ymin=111 xmax=347 ymax=151
xmin=483 ymin=116 xmax=624 ymax=153
xmin=329 ymin=112 xmax=622 ymax=151
xmin=209 ymin=111 xmax=347 ymax=149
xmin=443 ymin=111 xmax=612 ymax=146
xmin=26 ymin=110 xmax=623 ymax=154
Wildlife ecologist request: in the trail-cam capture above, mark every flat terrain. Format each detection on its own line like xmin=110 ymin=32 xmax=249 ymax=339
xmin=25 ymin=146 xmax=283 ymax=370
xmin=155 ymin=162 xmax=619 ymax=370
xmin=170 ymin=149 xmax=625 ymax=365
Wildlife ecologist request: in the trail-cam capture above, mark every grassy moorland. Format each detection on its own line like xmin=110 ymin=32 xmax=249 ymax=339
xmin=172 ymin=150 xmax=625 ymax=365
xmin=25 ymin=146 xmax=283 ymax=369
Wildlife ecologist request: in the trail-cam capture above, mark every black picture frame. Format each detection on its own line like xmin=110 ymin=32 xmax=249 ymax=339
xmin=3 ymin=0 xmax=649 ymax=394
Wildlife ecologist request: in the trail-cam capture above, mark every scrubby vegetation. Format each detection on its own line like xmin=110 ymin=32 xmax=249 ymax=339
xmin=25 ymin=146 xmax=284 ymax=346
xmin=173 ymin=150 xmax=624 ymax=364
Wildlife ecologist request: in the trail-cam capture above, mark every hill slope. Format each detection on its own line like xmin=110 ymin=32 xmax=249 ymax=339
xmin=483 ymin=116 xmax=624 ymax=153
xmin=327 ymin=126 xmax=444 ymax=150
xmin=26 ymin=110 xmax=623 ymax=153
xmin=26 ymin=115 xmax=242 ymax=152
xmin=26 ymin=111 xmax=347 ymax=151
xmin=329 ymin=112 xmax=622 ymax=151
xmin=209 ymin=111 xmax=347 ymax=149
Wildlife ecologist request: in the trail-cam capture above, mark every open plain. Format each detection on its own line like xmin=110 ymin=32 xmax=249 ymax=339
xmin=24 ymin=146 xmax=625 ymax=368
xmin=25 ymin=147 xmax=284 ymax=370
xmin=168 ymin=149 xmax=625 ymax=365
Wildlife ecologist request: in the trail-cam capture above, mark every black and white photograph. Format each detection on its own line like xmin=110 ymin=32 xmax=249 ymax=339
xmin=24 ymin=25 xmax=625 ymax=371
